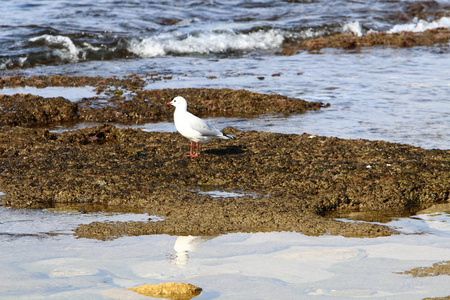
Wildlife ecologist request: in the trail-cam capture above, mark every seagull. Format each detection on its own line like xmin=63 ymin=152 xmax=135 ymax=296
xmin=166 ymin=96 xmax=233 ymax=157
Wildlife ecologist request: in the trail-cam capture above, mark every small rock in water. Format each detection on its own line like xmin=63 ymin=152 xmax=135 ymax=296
xmin=128 ymin=282 xmax=202 ymax=299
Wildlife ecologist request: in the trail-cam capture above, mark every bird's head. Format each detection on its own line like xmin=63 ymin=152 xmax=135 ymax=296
xmin=166 ymin=96 xmax=188 ymax=109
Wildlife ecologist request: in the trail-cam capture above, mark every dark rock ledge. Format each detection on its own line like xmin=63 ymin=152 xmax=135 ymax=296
xmin=0 ymin=125 xmax=448 ymax=240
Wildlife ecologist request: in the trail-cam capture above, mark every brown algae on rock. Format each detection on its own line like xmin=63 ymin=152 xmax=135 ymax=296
xmin=128 ymin=282 xmax=202 ymax=299
xmin=0 ymin=94 xmax=78 ymax=126
xmin=396 ymin=261 xmax=450 ymax=277
xmin=279 ymin=28 xmax=450 ymax=55
xmin=0 ymin=76 xmax=326 ymax=126
xmin=0 ymin=124 xmax=448 ymax=240
xmin=0 ymin=75 xmax=448 ymax=240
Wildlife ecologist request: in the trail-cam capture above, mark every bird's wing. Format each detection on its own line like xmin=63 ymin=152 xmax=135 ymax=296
xmin=186 ymin=112 xmax=222 ymax=137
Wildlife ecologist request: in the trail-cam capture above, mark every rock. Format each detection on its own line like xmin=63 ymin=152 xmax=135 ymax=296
xmin=396 ymin=261 xmax=450 ymax=277
xmin=0 ymin=125 xmax=448 ymax=240
xmin=0 ymin=76 xmax=448 ymax=241
xmin=0 ymin=94 xmax=77 ymax=126
xmin=128 ymin=282 xmax=202 ymax=299
xmin=0 ymin=76 xmax=326 ymax=126
xmin=279 ymin=28 xmax=450 ymax=55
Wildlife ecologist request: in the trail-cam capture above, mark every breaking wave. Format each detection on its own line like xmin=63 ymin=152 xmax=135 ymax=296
xmin=0 ymin=34 xmax=130 ymax=70
xmin=29 ymin=34 xmax=80 ymax=62
xmin=128 ymin=29 xmax=284 ymax=57
xmin=1 ymin=16 xmax=449 ymax=70
xmin=340 ymin=17 xmax=450 ymax=37
xmin=0 ymin=30 xmax=284 ymax=69
xmin=388 ymin=17 xmax=450 ymax=34
xmin=342 ymin=21 xmax=363 ymax=37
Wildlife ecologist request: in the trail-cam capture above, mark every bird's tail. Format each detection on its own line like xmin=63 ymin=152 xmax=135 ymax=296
xmin=222 ymin=133 xmax=234 ymax=139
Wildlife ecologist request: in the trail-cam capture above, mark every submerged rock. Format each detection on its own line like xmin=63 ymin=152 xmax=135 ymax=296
xmin=128 ymin=282 xmax=202 ymax=299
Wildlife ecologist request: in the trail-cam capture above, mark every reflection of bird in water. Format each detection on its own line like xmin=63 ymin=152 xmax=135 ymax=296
xmin=172 ymin=235 xmax=215 ymax=267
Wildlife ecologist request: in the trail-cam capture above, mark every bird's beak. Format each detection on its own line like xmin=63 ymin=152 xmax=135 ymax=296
xmin=166 ymin=102 xmax=172 ymax=105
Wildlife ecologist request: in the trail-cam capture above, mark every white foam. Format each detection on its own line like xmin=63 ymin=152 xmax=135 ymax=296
xmin=343 ymin=21 xmax=363 ymax=37
xmin=0 ymin=58 xmax=13 ymax=70
xmin=198 ymin=190 xmax=246 ymax=198
xmin=388 ymin=16 xmax=450 ymax=33
xmin=29 ymin=34 xmax=80 ymax=62
xmin=286 ymin=27 xmax=332 ymax=40
xmin=128 ymin=29 xmax=284 ymax=57
xmin=389 ymin=212 xmax=450 ymax=237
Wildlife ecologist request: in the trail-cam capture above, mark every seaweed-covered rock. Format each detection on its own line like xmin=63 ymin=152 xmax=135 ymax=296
xmin=0 ymin=76 xmax=326 ymax=125
xmin=396 ymin=261 xmax=450 ymax=277
xmin=0 ymin=94 xmax=77 ymax=126
xmin=0 ymin=125 xmax=448 ymax=239
xmin=128 ymin=282 xmax=202 ymax=299
xmin=0 ymin=74 xmax=144 ymax=90
xmin=279 ymin=28 xmax=450 ymax=55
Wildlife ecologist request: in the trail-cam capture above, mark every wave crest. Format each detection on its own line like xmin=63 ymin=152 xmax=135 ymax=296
xmin=29 ymin=34 xmax=80 ymax=62
xmin=128 ymin=29 xmax=284 ymax=57
xmin=388 ymin=17 xmax=450 ymax=33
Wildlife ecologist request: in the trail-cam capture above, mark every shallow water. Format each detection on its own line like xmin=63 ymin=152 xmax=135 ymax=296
xmin=2 ymin=1 xmax=449 ymax=150
xmin=0 ymin=205 xmax=449 ymax=299
xmin=135 ymin=47 xmax=450 ymax=150
xmin=8 ymin=46 xmax=450 ymax=149
xmin=0 ymin=86 xmax=98 ymax=102
xmin=1 ymin=1 xmax=450 ymax=299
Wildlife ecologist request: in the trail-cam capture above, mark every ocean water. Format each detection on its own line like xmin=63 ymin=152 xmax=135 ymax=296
xmin=1 ymin=0 xmax=449 ymax=69
xmin=1 ymin=1 xmax=450 ymax=299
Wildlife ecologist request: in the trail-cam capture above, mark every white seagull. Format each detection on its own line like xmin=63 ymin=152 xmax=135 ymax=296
xmin=166 ymin=96 xmax=233 ymax=157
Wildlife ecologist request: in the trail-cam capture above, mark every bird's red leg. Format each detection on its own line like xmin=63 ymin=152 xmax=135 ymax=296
xmin=196 ymin=142 xmax=200 ymax=156
xmin=184 ymin=141 xmax=199 ymax=158
xmin=184 ymin=141 xmax=194 ymax=157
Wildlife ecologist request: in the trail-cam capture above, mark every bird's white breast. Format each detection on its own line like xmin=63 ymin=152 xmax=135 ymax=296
xmin=174 ymin=110 xmax=219 ymax=142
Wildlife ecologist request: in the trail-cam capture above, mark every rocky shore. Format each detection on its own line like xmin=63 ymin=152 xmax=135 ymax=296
xmin=279 ymin=28 xmax=450 ymax=55
xmin=0 ymin=76 xmax=449 ymax=241
xmin=0 ymin=75 xmax=326 ymax=126
xmin=278 ymin=1 xmax=450 ymax=54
